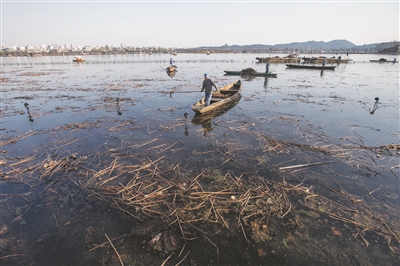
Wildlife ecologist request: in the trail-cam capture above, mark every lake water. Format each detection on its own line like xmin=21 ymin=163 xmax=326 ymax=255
xmin=1 ymin=53 xmax=399 ymax=265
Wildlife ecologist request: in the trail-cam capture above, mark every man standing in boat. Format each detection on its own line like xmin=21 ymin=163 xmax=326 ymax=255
xmin=170 ymin=58 xmax=176 ymax=66
xmin=322 ymin=59 xmax=327 ymax=66
xmin=201 ymin=74 xmax=218 ymax=106
xmin=265 ymin=62 xmax=270 ymax=73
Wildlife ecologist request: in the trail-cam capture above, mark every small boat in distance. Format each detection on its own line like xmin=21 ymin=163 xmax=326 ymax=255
xmin=370 ymin=58 xmax=397 ymax=63
xmin=301 ymin=56 xmax=352 ymax=64
xmin=224 ymin=70 xmax=277 ymax=78
xmin=286 ymin=64 xmax=336 ymax=70
xmin=191 ymin=80 xmax=242 ymax=115
xmin=73 ymin=56 xmax=85 ymax=62
xmin=256 ymin=56 xmax=301 ymax=63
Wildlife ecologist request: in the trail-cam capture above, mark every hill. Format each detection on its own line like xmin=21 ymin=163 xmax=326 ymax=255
xmin=273 ymin=40 xmax=355 ymax=50
xmin=194 ymin=39 xmax=400 ymax=54
xmin=375 ymin=42 xmax=400 ymax=54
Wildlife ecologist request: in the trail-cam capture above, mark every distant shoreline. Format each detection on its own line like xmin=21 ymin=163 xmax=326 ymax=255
xmin=1 ymin=50 xmax=398 ymax=58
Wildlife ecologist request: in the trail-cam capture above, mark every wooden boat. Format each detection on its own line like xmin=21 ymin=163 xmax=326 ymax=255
xmin=286 ymin=64 xmax=336 ymax=70
xmin=224 ymin=70 xmax=277 ymax=78
xmin=73 ymin=56 xmax=85 ymax=63
xmin=370 ymin=58 xmax=397 ymax=63
xmin=191 ymin=80 xmax=242 ymax=115
xmin=302 ymin=57 xmax=352 ymax=64
xmin=256 ymin=57 xmax=301 ymax=63
xmin=192 ymin=95 xmax=241 ymax=125
xmin=166 ymin=65 xmax=177 ymax=72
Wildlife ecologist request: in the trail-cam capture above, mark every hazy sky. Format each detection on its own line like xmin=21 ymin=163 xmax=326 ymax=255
xmin=1 ymin=0 xmax=399 ymax=48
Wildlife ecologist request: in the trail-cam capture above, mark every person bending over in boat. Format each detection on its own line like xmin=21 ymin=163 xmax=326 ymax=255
xmin=201 ymin=74 xmax=218 ymax=106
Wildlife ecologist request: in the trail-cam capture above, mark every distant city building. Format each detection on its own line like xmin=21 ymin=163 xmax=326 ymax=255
xmin=83 ymin=45 xmax=91 ymax=52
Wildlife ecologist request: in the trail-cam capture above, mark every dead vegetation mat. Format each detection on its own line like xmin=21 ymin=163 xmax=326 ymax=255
xmin=1 ymin=130 xmax=400 ymax=261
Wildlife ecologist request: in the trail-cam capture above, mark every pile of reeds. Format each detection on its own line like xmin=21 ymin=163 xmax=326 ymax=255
xmin=71 ymin=149 xmax=399 ymax=249
xmin=240 ymin=68 xmax=257 ymax=75
xmin=74 ymin=155 xmax=292 ymax=240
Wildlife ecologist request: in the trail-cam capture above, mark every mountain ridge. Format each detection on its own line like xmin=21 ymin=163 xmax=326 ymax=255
xmin=196 ymin=39 xmax=399 ymax=53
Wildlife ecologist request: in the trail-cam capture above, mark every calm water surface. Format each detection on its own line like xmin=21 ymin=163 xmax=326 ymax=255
xmin=1 ymin=53 xmax=399 ymax=265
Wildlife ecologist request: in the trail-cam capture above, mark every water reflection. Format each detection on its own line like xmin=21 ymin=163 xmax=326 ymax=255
xmin=320 ymin=69 xmax=324 ymax=77
xmin=263 ymin=77 xmax=269 ymax=88
xmin=24 ymin=102 xmax=34 ymax=122
xmin=262 ymin=78 xmax=270 ymax=103
xmin=116 ymin=98 xmax=122 ymax=115
xmin=192 ymin=115 xmax=214 ymax=138
xmin=184 ymin=112 xmax=189 ymax=136
xmin=241 ymin=75 xmax=256 ymax=82
xmin=166 ymin=70 xmax=176 ymax=78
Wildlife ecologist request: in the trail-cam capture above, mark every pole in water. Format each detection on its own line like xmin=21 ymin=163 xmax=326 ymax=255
xmin=371 ymin=97 xmax=380 ymax=114
xmin=373 ymin=97 xmax=379 ymax=108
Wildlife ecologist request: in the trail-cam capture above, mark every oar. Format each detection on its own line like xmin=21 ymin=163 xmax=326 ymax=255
xmin=169 ymin=90 xmax=201 ymax=98
xmin=170 ymin=91 xmax=199 ymax=93
xmin=140 ymin=90 xmax=199 ymax=94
